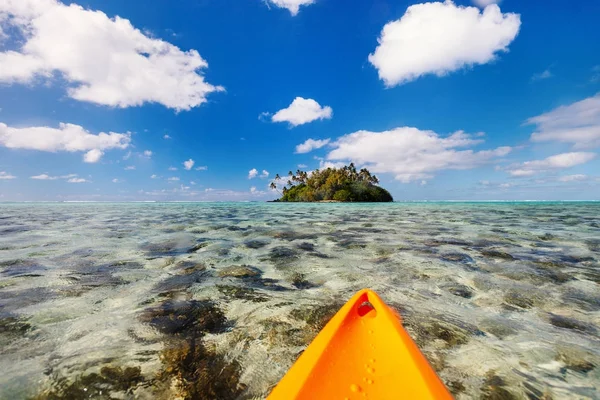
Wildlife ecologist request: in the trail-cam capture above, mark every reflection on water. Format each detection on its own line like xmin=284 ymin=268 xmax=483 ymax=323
xmin=0 ymin=202 xmax=599 ymax=399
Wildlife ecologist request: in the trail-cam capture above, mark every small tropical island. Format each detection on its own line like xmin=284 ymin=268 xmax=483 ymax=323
xmin=270 ymin=163 xmax=393 ymax=202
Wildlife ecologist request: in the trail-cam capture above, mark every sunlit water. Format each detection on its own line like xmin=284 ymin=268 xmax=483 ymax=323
xmin=0 ymin=202 xmax=599 ymax=399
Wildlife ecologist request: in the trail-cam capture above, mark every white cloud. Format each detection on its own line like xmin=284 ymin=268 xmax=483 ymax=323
xmin=527 ymin=94 xmax=600 ymax=148
xmin=123 ymin=151 xmax=132 ymax=160
xmin=326 ymin=127 xmax=511 ymax=182
xmin=112 ymin=178 xmax=122 ymax=183
xmin=531 ymin=69 xmax=553 ymax=82
xmin=67 ymin=177 xmax=89 ymax=183
xmin=295 ymin=138 xmax=330 ymax=153
xmin=163 ymin=134 xmax=171 ymax=139
xmin=31 ymin=174 xmax=57 ymax=180
xmin=143 ymin=150 xmax=152 ymax=157
xmin=0 ymin=171 xmax=16 ymax=180
xmin=168 ymin=177 xmax=180 ymax=181
xmin=30 ymin=173 xmax=77 ymax=180
xmin=472 ymin=0 xmax=501 ymax=8
xmin=124 ymin=165 xmax=136 ymax=170
xmin=505 ymin=152 xmax=596 ymax=177
xmin=248 ymin=168 xmax=258 ymax=179
xmin=558 ymin=174 xmax=587 ymax=182
xmin=0 ymin=123 xmax=130 ymax=161
xmin=0 ymin=0 xmax=223 ymax=111
xmin=368 ymin=1 xmax=520 ymax=86
xmin=267 ymin=0 xmax=315 ymax=16
xmin=298 ymin=164 xmax=308 ymax=168
xmin=183 ymin=159 xmax=194 ymax=170
xmin=271 ymin=97 xmax=332 ymax=127
xmin=168 ymin=166 xmax=178 ymax=171
xmin=195 ymin=166 xmax=208 ymax=171
xmin=250 ymin=186 xmax=257 ymax=193
xmin=83 ymin=149 xmax=104 ymax=163
xmin=150 ymin=174 xmax=158 ymax=179
xmin=190 ymin=181 xmax=197 ymax=185
xmin=260 ymin=170 xmax=269 ymax=178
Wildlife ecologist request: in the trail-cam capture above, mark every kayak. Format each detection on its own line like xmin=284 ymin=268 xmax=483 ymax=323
xmin=267 ymin=289 xmax=453 ymax=399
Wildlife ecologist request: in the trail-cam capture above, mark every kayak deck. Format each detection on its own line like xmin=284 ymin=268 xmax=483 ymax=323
xmin=268 ymin=289 xmax=452 ymax=399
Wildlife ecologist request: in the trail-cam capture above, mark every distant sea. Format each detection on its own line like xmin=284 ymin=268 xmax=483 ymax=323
xmin=1 ymin=202 xmax=599 ymax=399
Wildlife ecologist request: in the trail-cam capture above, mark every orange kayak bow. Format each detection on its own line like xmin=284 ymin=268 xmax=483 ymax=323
xmin=268 ymin=289 xmax=453 ymax=399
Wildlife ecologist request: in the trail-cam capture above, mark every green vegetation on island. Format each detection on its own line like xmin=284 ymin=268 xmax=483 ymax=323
xmin=270 ymin=163 xmax=393 ymax=202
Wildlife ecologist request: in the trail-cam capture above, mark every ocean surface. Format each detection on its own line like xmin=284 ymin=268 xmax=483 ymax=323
xmin=0 ymin=202 xmax=599 ymax=399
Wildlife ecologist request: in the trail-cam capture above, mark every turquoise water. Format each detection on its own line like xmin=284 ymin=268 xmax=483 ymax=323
xmin=0 ymin=202 xmax=599 ymax=399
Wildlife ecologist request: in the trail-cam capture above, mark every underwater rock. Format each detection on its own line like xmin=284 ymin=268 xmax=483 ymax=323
xmin=244 ymin=240 xmax=269 ymax=249
xmin=156 ymin=339 xmax=245 ymax=400
xmin=480 ymin=249 xmax=516 ymax=260
xmin=259 ymin=319 xmax=305 ymax=348
xmin=503 ymin=290 xmax=534 ymax=309
xmin=403 ymin=315 xmax=483 ymax=349
xmin=187 ymin=241 xmax=210 ymax=253
xmin=0 ymin=314 xmax=32 ymax=348
xmin=549 ymin=314 xmax=596 ymax=334
xmin=538 ymin=233 xmax=555 ymax=241
xmin=441 ymin=253 xmax=474 ymax=264
xmin=296 ymin=242 xmax=315 ymax=251
xmin=217 ymin=265 xmax=262 ymax=279
xmin=140 ymin=300 xmax=226 ymax=336
xmin=481 ymin=372 xmax=517 ymax=400
xmin=32 ymin=365 xmax=143 ymax=400
xmin=216 ymin=285 xmax=269 ymax=303
xmin=0 ymin=259 xmax=46 ymax=277
xmin=267 ymin=247 xmax=300 ymax=263
xmin=272 ymin=231 xmax=318 ymax=241
xmin=153 ymin=271 xmax=206 ymax=294
xmin=479 ymin=318 xmax=517 ymax=339
xmin=444 ymin=284 xmax=474 ymax=299
xmin=289 ymin=272 xmax=316 ymax=289
xmin=290 ymin=300 xmax=345 ymax=332
xmin=557 ymin=348 xmax=596 ymax=374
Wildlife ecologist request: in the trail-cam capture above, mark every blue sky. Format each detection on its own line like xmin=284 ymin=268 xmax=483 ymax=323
xmin=0 ymin=0 xmax=599 ymax=201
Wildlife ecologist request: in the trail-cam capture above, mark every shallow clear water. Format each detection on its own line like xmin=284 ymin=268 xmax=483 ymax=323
xmin=0 ymin=202 xmax=599 ymax=399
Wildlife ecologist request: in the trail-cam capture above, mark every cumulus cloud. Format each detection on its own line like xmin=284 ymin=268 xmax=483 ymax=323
xmin=168 ymin=166 xmax=177 ymax=171
xmin=67 ymin=177 xmax=89 ymax=183
xmin=112 ymin=178 xmax=122 ymax=183
xmin=504 ymin=152 xmax=596 ymax=177
xmin=472 ymin=0 xmax=501 ymax=7
xmin=260 ymin=170 xmax=269 ymax=178
xmin=527 ymin=94 xmax=600 ymax=148
xmin=163 ymin=134 xmax=172 ymax=139
xmin=326 ymin=127 xmax=511 ymax=182
xmin=248 ymin=168 xmax=258 ymax=179
xmin=183 ymin=159 xmax=194 ymax=170
xmin=0 ymin=171 xmax=16 ymax=180
xmin=195 ymin=166 xmax=208 ymax=171
xmin=0 ymin=0 xmax=223 ymax=111
xmin=150 ymin=174 xmax=158 ymax=179
xmin=295 ymin=138 xmax=330 ymax=153
xmin=368 ymin=1 xmax=520 ymax=86
xmin=271 ymin=97 xmax=332 ymax=127
xmin=124 ymin=165 xmax=136 ymax=170
xmin=83 ymin=149 xmax=104 ymax=163
xmin=267 ymin=0 xmax=315 ymax=16
xmin=298 ymin=164 xmax=308 ymax=168
xmin=0 ymin=122 xmax=130 ymax=163
xmin=143 ymin=150 xmax=152 ymax=157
